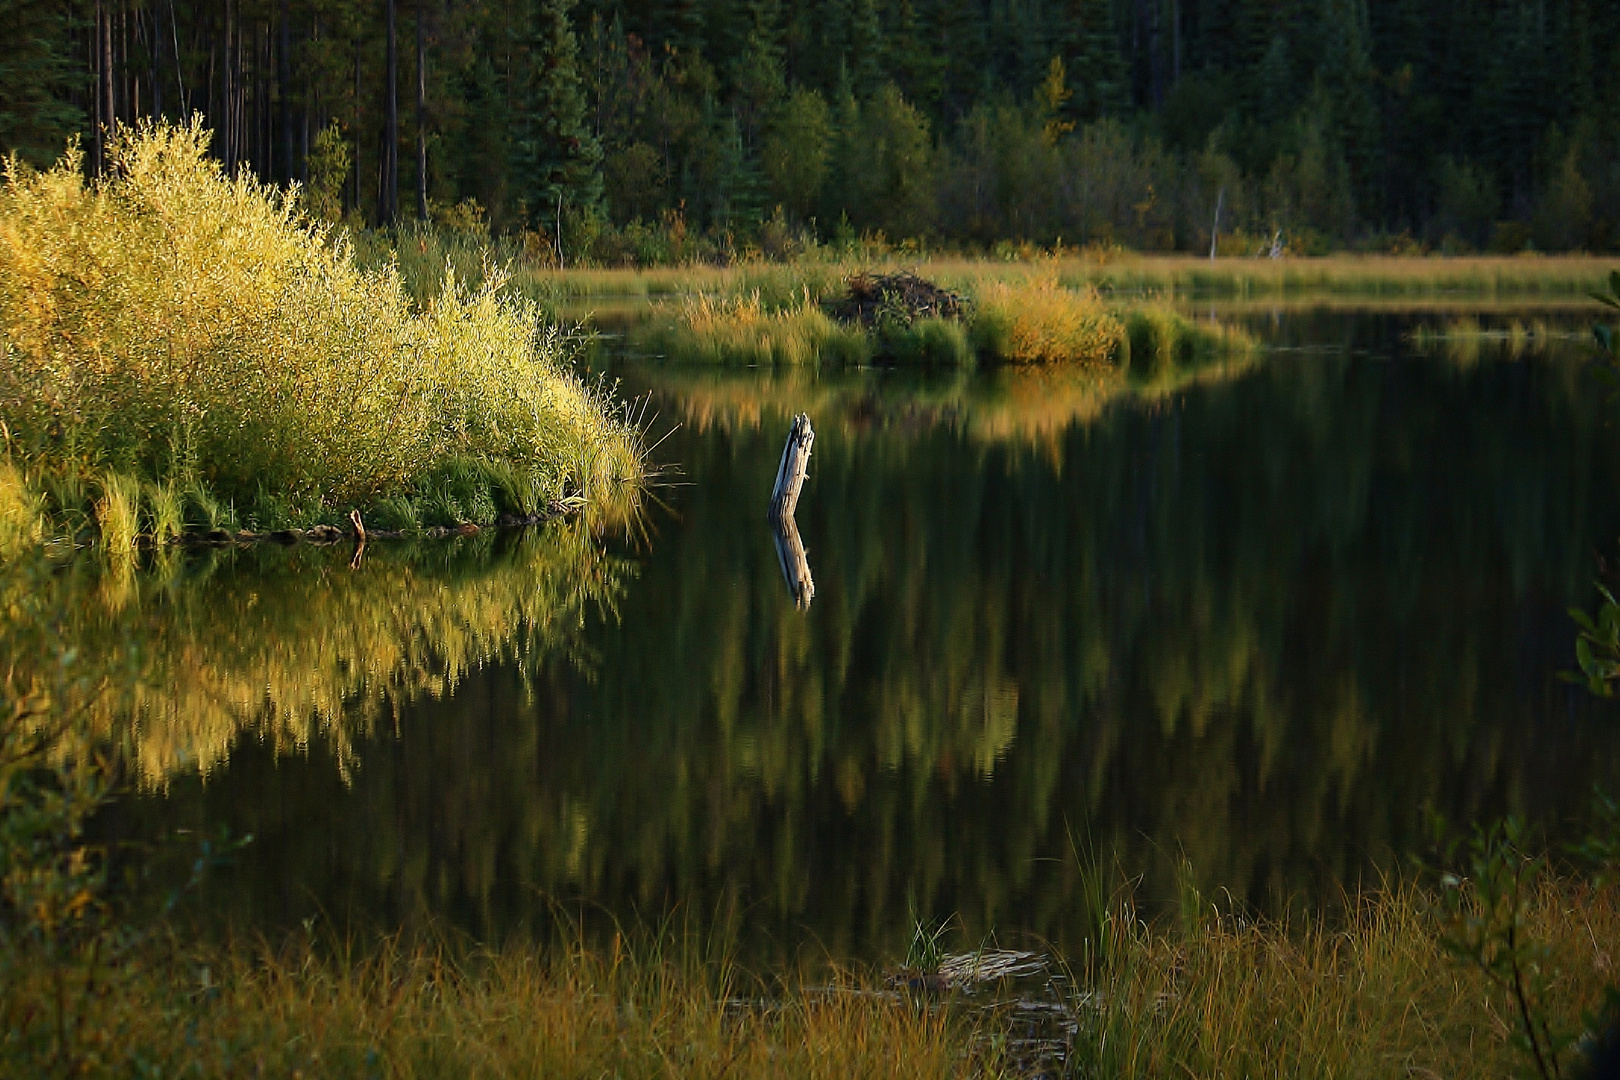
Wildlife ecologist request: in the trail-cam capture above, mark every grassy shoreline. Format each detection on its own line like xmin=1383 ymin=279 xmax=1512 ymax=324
xmin=3 ymin=875 xmax=1615 ymax=1078
xmin=486 ymin=252 xmax=1617 ymax=306
xmin=0 ymin=122 xmax=643 ymax=558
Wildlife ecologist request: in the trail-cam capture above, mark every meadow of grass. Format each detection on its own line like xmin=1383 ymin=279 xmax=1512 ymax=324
xmin=0 ymin=120 xmax=642 ymax=556
xmin=469 ymin=252 xmax=1617 ymax=310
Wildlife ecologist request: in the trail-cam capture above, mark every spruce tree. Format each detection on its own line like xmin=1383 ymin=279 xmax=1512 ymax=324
xmin=514 ymin=0 xmax=604 ymax=230
xmin=1062 ymin=0 xmax=1126 ymax=123
xmin=0 ymin=0 xmax=81 ymax=165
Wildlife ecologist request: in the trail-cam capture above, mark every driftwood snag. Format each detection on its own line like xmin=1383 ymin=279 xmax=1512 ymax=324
xmin=770 ymin=413 xmax=814 ymax=521
xmin=769 ymin=414 xmax=816 ymax=609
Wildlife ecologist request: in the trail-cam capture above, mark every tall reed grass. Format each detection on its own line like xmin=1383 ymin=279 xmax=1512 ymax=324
xmin=0 ymin=119 xmax=641 ymax=549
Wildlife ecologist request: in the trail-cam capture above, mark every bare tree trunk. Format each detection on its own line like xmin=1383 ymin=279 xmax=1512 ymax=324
xmin=381 ymin=0 xmax=398 ymax=225
xmin=151 ymin=4 xmax=165 ymax=119
xmin=91 ymin=0 xmax=106 ymax=175
xmin=223 ymin=0 xmax=235 ymax=171
xmin=280 ymin=0 xmax=293 ymax=183
xmin=101 ymin=2 xmax=114 ymax=132
xmin=351 ymin=37 xmax=362 ymax=212
xmin=416 ymin=0 xmax=428 ymax=220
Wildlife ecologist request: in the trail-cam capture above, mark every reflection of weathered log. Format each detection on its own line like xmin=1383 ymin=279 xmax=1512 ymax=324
xmin=770 ymin=413 xmax=815 ymax=521
xmin=772 ymin=511 xmax=815 ymax=610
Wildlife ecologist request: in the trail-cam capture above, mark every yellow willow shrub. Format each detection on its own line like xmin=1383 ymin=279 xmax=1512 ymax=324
xmin=0 ymin=119 xmax=640 ymax=515
xmin=0 ymin=527 xmax=631 ymax=785
xmin=968 ymin=278 xmax=1126 ymax=364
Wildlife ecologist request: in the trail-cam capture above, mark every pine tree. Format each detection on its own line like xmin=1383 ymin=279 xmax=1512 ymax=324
xmin=0 ymin=0 xmax=81 ymax=165
xmin=1062 ymin=0 xmax=1126 ymax=123
xmin=730 ymin=0 xmax=786 ymax=147
xmin=513 ymin=0 xmax=604 ymax=229
xmin=848 ymin=0 xmax=882 ymax=95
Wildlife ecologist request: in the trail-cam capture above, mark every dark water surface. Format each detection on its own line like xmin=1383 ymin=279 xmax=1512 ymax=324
xmin=100 ymin=308 xmax=1620 ymax=962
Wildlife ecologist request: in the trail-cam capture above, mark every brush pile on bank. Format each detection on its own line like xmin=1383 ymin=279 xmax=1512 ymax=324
xmin=827 ymin=271 xmax=968 ymax=326
xmin=0 ymin=119 xmax=642 ymax=555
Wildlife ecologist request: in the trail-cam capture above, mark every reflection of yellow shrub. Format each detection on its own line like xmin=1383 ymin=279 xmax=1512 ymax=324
xmin=4 ymin=527 xmax=630 ymax=785
xmin=0 ymin=459 xmax=43 ymax=557
xmin=969 ymin=278 xmax=1125 ymax=364
xmin=0 ymin=119 xmax=640 ymax=538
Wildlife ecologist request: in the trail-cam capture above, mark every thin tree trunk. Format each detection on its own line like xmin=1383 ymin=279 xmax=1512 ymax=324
xmin=352 ymin=37 xmax=362 ymax=212
xmin=381 ymin=0 xmax=398 ymax=225
xmin=416 ymin=0 xmax=428 ymax=220
xmin=101 ymin=1 xmax=114 ymax=134
xmin=223 ymin=0 xmax=235 ymax=170
xmin=151 ymin=4 xmax=165 ymax=119
xmin=280 ymin=0 xmax=293 ymax=183
xmin=91 ymin=0 xmax=105 ymax=174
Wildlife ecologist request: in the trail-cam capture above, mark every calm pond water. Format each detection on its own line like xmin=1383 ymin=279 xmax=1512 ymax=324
xmin=77 ymin=306 xmax=1620 ymax=962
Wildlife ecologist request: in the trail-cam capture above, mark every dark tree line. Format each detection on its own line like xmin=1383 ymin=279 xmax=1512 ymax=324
xmin=2 ymin=0 xmax=1618 ymax=256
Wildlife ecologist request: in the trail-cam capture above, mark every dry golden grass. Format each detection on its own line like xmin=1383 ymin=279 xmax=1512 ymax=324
xmin=2 ymin=878 xmax=1614 ymax=1078
xmin=496 ymin=253 xmax=1615 ymax=310
xmin=1070 ymin=877 xmax=1620 ymax=1079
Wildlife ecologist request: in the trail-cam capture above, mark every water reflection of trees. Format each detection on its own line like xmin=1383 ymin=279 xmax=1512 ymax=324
xmin=118 ymin=345 xmax=1620 ymax=961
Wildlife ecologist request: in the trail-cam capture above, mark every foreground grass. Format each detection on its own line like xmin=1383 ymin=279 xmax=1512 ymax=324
xmin=0 ymin=121 xmax=641 ymax=555
xmin=2 ymin=878 xmax=1615 ymax=1078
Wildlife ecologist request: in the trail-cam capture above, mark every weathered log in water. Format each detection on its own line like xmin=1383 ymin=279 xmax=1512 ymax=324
xmin=772 ymin=512 xmax=815 ymax=610
xmin=769 ymin=414 xmax=816 ymax=608
xmin=770 ymin=413 xmax=815 ymax=521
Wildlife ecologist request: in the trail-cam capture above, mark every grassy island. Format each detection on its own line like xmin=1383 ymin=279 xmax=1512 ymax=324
xmin=631 ymin=274 xmax=1255 ymax=369
xmin=0 ymin=121 xmax=643 ymax=557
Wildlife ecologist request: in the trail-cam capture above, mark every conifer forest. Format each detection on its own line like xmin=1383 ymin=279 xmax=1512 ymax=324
xmin=3 ymin=0 xmax=1617 ymax=259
